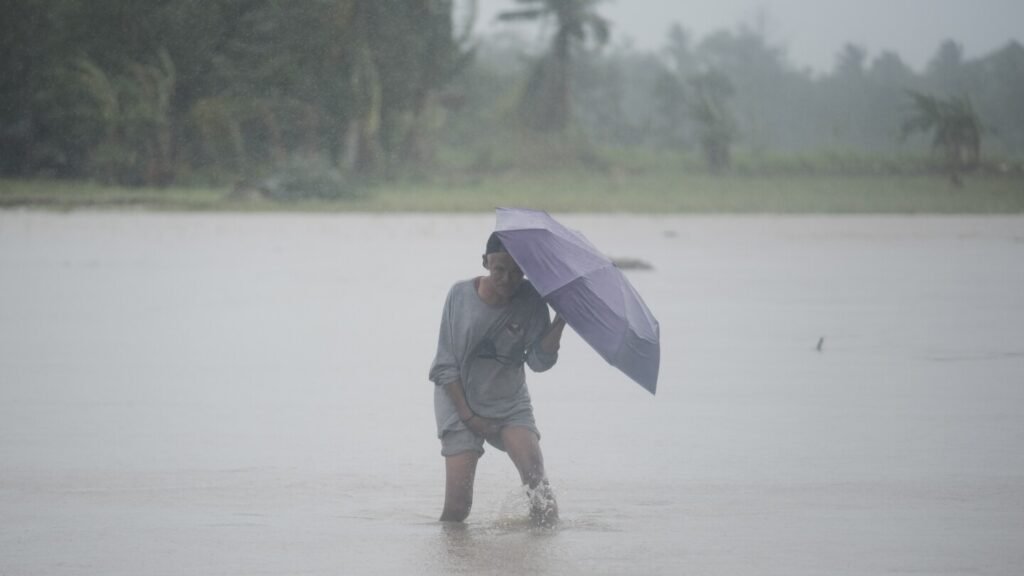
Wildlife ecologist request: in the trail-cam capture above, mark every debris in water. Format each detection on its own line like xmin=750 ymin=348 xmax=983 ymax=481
xmin=612 ymin=257 xmax=654 ymax=271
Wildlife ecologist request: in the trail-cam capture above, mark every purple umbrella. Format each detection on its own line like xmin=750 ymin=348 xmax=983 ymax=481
xmin=495 ymin=208 xmax=660 ymax=394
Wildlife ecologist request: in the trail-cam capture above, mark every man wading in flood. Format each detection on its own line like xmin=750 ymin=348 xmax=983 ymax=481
xmin=429 ymin=233 xmax=566 ymax=525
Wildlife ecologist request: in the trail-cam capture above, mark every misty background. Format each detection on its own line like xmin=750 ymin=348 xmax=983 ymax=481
xmin=1 ymin=0 xmax=1022 ymax=190
xmin=478 ymin=0 xmax=1024 ymax=74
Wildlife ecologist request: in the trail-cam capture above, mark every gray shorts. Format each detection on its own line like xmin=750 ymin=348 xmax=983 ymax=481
xmin=440 ymin=409 xmax=540 ymax=457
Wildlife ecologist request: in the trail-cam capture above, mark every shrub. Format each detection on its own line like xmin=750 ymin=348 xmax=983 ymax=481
xmin=257 ymin=156 xmax=360 ymax=201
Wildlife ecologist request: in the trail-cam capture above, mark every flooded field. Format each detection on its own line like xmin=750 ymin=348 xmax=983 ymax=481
xmin=1 ymin=211 xmax=1023 ymax=575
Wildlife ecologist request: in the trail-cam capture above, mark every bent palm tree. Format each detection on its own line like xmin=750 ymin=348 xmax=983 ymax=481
xmin=902 ymin=90 xmax=982 ymax=187
xmin=499 ymin=0 xmax=610 ymax=132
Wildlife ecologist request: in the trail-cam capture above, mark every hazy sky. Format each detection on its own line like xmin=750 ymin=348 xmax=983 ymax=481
xmin=476 ymin=0 xmax=1024 ymax=74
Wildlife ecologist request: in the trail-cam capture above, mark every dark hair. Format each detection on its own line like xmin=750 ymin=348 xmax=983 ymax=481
xmin=485 ymin=232 xmax=505 ymax=255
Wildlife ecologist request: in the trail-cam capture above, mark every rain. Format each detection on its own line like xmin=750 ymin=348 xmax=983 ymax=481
xmin=1 ymin=1 xmax=1023 ymax=574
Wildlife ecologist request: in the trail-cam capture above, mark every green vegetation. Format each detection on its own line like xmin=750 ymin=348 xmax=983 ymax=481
xmin=5 ymin=167 xmax=1022 ymax=214
xmin=686 ymin=70 xmax=737 ymax=173
xmin=1 ymin=0 xmax=472 ymax=185
xmin=498 ymin=0 xmax=611 ymax=133
xmin=2 ymin=0 xmax=1023 ymax=212
xmin=902 ymin=91 xmax=983 ymax=187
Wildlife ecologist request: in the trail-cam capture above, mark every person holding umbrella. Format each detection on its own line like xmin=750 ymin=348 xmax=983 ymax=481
xmin=429 ymin=232 xmax=567 ymax=526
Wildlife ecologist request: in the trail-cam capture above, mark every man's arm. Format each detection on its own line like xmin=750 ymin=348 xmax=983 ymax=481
xmin=444 ymin=380 xmax=499 ymax=437
xmin=443 ymin=379 xmax=475 ymax=422
xmin=539 ymin=315 xmax=567 ymax=354
xmin=429 ymin=286 xmax=461 ymax=386
xmin=527 ymin=312 xmax=566 ymax=372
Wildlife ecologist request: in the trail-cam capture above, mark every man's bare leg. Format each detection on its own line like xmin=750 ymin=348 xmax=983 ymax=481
xmin=501 ymin=426 xmax=558 ymax=526
xmin=441 ymin=451 xmax=479 ymax=522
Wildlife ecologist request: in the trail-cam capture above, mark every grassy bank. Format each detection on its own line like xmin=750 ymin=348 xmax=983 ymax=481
xmin=2 ymin=170 xmax=1023 ymax=213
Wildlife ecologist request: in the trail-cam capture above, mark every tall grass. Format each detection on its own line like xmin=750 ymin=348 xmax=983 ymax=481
xmin=3 ymin=167 xmax=1023 ymax=214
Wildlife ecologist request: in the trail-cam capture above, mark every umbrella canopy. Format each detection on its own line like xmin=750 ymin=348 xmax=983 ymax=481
xmin=495 ymin=208 xmax=660 ymax=394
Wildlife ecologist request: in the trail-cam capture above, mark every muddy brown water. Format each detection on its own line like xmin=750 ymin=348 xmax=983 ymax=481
xmin=2 ymin=212 xmax=1023 ymax=575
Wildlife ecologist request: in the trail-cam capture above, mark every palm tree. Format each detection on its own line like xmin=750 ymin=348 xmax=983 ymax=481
xmin=902 ymin=90 xmax=982 ymax=187
xmin=498 ymin=0 xmax=610 ymax=132
xmin=688 ymin=70 xmax=736 ymax=173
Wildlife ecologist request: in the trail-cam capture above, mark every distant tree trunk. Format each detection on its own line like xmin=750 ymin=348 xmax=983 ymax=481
xmin=253 ymin=101 xmax=286 ymax=167
xmin=302 ymin=104 xmax=320 ymax=157
xmin=549 ymin=30 xmax=571 ymax=132
xmin=340 ymin=0 xmax=382 ymax=176
xmin=401 ymin=90 xmax=440 ymax=167
xmin=131 ymin=48 xmax=176 ymax=186
xmin=151 ymin=50 xmax=175 ymax=186
xmin=520 ymin=52 xmax=567 ymax=134
xmin=689 ymin=70 xmax=736 ymax=174
xmin=703 ymin=136 xmax=731 ymax=174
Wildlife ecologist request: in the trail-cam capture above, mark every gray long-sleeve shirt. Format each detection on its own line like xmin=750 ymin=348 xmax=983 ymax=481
xmin=429 ymin=278 xmax=557 ymax=436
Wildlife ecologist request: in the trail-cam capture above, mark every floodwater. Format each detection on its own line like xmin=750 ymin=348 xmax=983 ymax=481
xmin=1 ymin=211 xmax=1023 ymax=575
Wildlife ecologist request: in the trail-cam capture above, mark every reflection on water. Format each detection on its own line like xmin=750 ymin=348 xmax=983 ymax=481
xmin=434 ymin=495 xmax=629 ymax=576
xmin=437 ymin=521 xmax=562 ymax=576
xmin=428 ymin=488 xmax=569 ymax=575
xmin=2 ymin=212 xmax=1024 ymax=575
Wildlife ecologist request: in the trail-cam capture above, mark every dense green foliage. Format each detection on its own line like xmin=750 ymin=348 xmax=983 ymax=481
xmin=0 ymin=0 xmax=472 ymax=186
xmin=447 ymin=23 xmax=1024 ymax=180
xmin=561 ymin=31 xmax=1024 ymax=163
xmin=1 ymin=1 xmax=1022 ymax=190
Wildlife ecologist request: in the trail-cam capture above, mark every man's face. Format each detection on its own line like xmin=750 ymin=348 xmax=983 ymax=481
xmin=484 ymin=252 xmax=524 ymax=298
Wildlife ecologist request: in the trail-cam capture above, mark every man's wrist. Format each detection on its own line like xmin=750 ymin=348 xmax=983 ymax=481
xmin=460 ymin=412 xmax=477 ymax=423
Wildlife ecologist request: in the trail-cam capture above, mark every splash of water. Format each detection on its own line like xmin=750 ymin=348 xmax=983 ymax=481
xmin=493 ymin=484 xmax=558 ymax=530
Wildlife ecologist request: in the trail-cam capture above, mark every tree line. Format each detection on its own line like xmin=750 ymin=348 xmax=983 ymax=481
xmin=1 ymin=0 xmax=473 ymax=191
xmin=552 ymin=25 xmax=1022 ymax=175
xmin=1 ymin=0 xmax=1022 ymax=190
